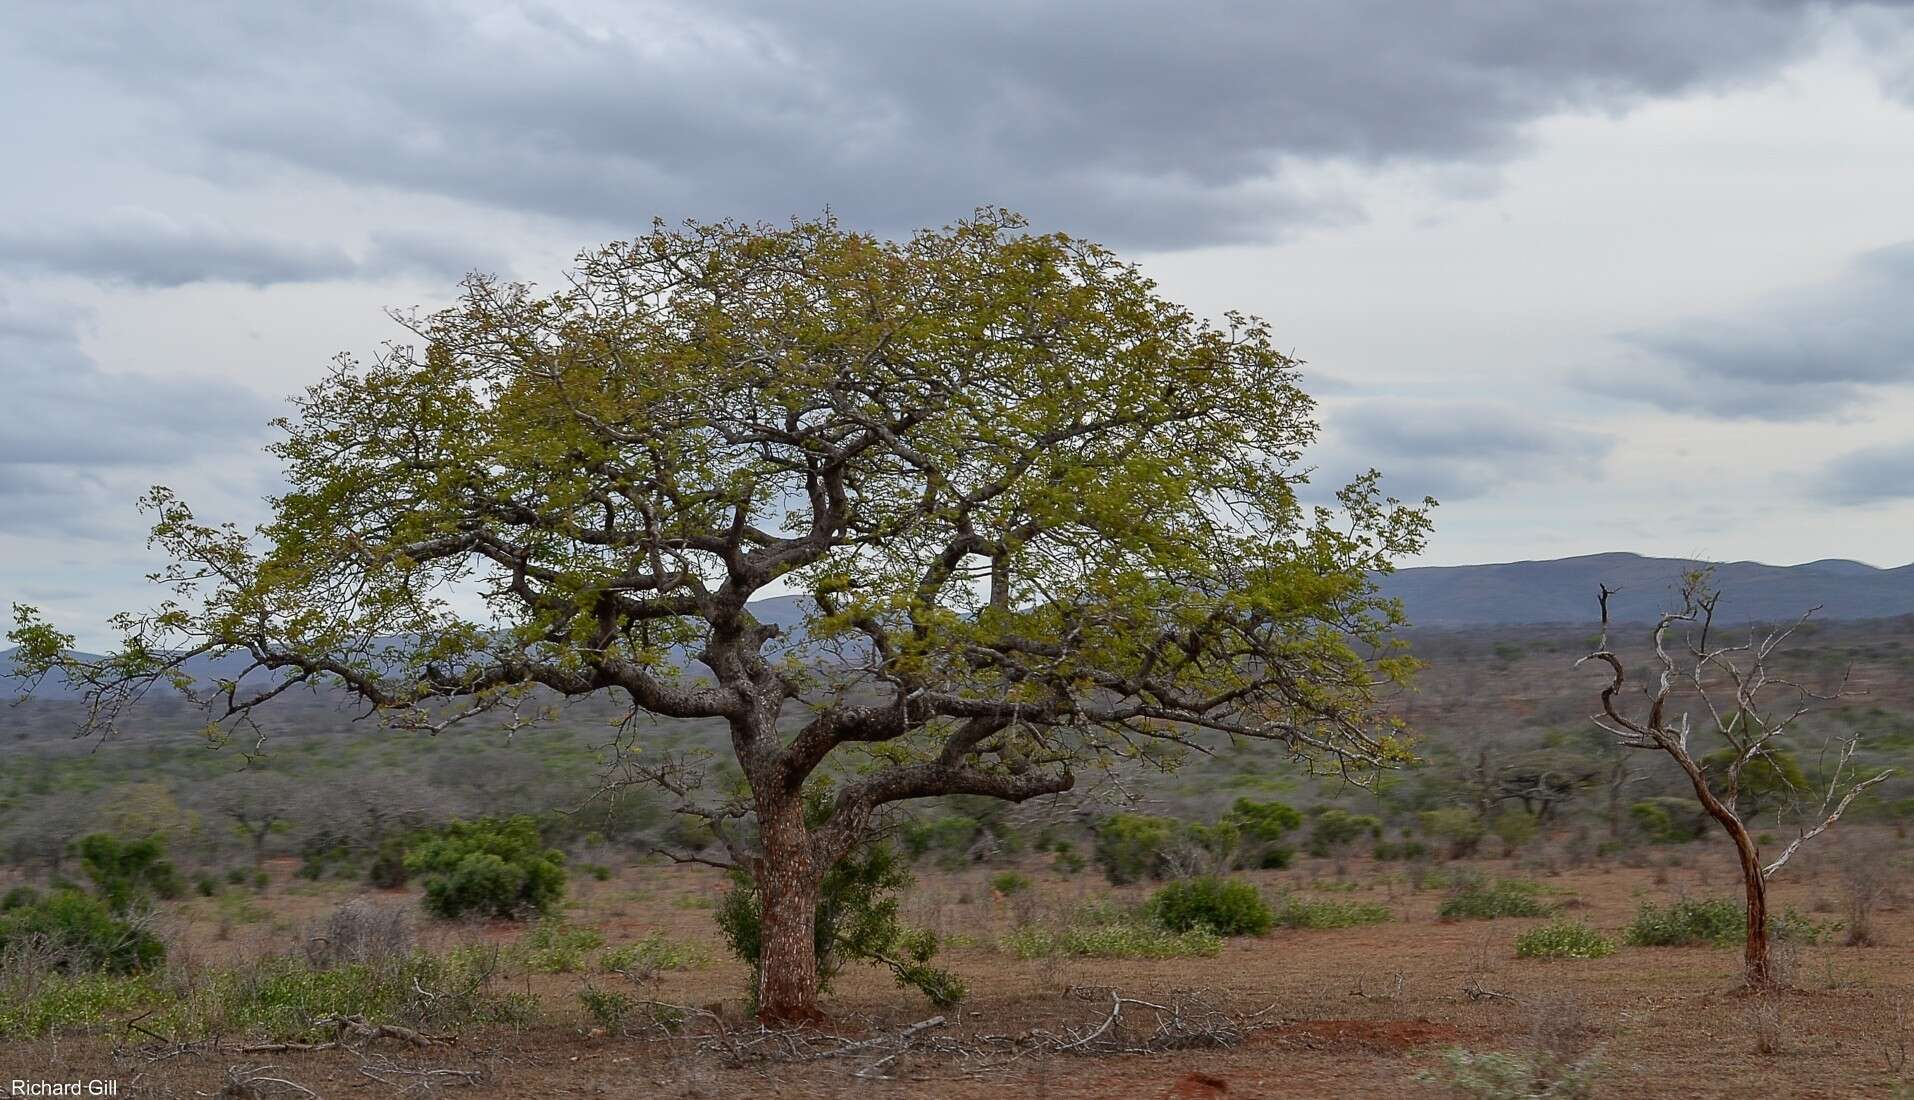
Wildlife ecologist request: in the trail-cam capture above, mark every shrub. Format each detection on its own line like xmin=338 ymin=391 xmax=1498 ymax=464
xmin=405 ymin=816 xmax=566 ymax=920
xmin=900 ymin=815 xmax=983 ymax=867
xmin=1148 ymin=877 xmax=1273 ymax=936
xmin=0 ymin=889 xmax=165 ymax=973
xmin=1272 ymin=896 xmax=1392 ymax=929
xmin=1093 ymin=813 xmax=1179 ymax=884
xmin=366 ymin=838 xmax=409 ymax=889
xmin=193 ymin=873 xmax=220 ymax=898
xmin=989 ymin=871 xmax=1032 ymax=897
xmin=579 ymin=984 xmax=634 ymax=1033
xmin=75 ymin=834 xmax=183 ymax=912
xmin=1001 ymin=921 xmax=1222 ymax=960
xmin=305 ymin=900 xmax=413 ymax=969
xmin=1626 ymin=898 xmax=1831 ymax=947
xmin=1419 ymin=808 xmax=1486 ymax=860
xmin=1308 ymin=808 xmax=1383 ymax=859
xmin=1439 ymin=877 xmax=1548 ymax=921
xmin=1629 ymin=798 xmax=1708 ymax=845
xmin=1423 ymin=1047 xmax=1603 ymax=1099
xmin=2 ymin=886 xmax=42 ymax=911
xmin=1489 ymin=811 xmax=1539 ymax=857
xmin=1374 ymin=840 xmax=1430 ymax=862
xmin=1220 ymin=797 xmax=1303 ymax=869
xmin=1515 ymin=920 xmax=1616 ymax=959
xmin=600 ymin=930 xmax=711 ymax=976
xmin=717 ymin=839 xmax=963 ymax=1009
xmin=522 ymin=919 xmax=604 ymax=973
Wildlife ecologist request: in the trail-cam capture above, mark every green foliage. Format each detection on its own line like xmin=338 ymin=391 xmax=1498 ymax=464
xmin=988 ymin=871 xmax=1032 ymax=896
xmin=1514 ymin=920 xmax=1617 ymax=959
xmin=1147 ymin=877 xmax=1273 ymax=936
xmin=0 ymin=888 xmax=165 ymax=973
xmin=578 ymin=984 xmax=634 ymax=1033
xmin=600 ymin=931 xmax=712 ymax=975
xmin=1308 ymin=808 xmax=1382 ymax=858
xmin=1374 ymin=840 xmax=1430 ymax=861
xmin=717 ymin=840 xmax=964 ymax=1009
xmin=1423 ymin=1047 xmax=1603 ymax=1099
xmin=367 ymin=838 xmax=409 ymax=889
xmin=1439 ymin=877 xmax=1548 ymax=921
xmin=900 ymin=815 xmax=983 ymax=866
xmin=521 ymin=919 xmax=604 ymax=973
xmin=1629 ymin=798 xmax=1708 ymax=844
xmin=1001 ymin=920 xmax=1222 ymax=960
xmin=75 ymin=833 xmax=183 ymax=912
xmin=1271 ymin=895 xmax=1393 ymax=929
xmin=1093 ymin=813 xmax=1180 ymax=884
xmin=1220 ymin=798 xmax=1302 ymax=869
xmin=1488 ymin=810 xmax=1538 ymax=854
xmin=405 ymin=816 xmax=565 ymax=920
xmin=1702 ymin=747 xmax=1810 ymax=817
xmin=1419 ymin=808 xmax=1486 ymax=859
xmin=1626 ymin=898 xmax=1832 ymax=947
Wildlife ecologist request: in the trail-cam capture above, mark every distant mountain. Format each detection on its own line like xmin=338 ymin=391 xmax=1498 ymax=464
xmin=11 ymin=557 xmax=1913 ymax=699
xmin=1378 ymin=552 xmax=1914 ymax=628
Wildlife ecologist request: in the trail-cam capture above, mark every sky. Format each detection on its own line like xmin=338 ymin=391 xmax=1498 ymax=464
xmin=4 ymin=0 xmax=1914 ymax=646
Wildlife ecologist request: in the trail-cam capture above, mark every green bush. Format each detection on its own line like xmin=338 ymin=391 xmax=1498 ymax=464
xmin=1308 ymin=808 xmax=1382 ymax=858
xmin=1625 ymin=898 xmax=1831 ymax=947
xmin=0 ymin=889 xmax=165 ymax=973
xmin=717 ymin=839 xmax=964 ymax=1009
xmin=1093 ymin=813 xmax=1179 ymax=884
xmin=1220 ymin=798 xmax=1301 ymax=869
xmin=989 ymin=871 xmax=1032 ymax=896
xmin=1419 ymin=808 xmax=1486 ymax=859
xmin=1514 ymin=920 xmax=1616 ymax=959
xmin=1271 ymin=896 xmax=1393 ymax=929
xmin=600 ymin=930 xmax=712 ymax=975
xmin=405 ymin=816 xmax=566 ymax=920
xmin=900 ymin=815 xmax=983 ymax=866
xmin=2 ymin=885 xmax=42 ymax=911
xmin=1147 ymin=877 xmax=1273 ymax=936
xmin=1374 ymin=840 xmax=1429 ymax=861
xmin=1439 ymin=877 xmax=1548 ymax=921
xmin=75 ymin=834 xmax=182 ymax=912
xmin=521 ymin=919 xmax=604 ymax=973
xmin=1489 ymin=811 xmax=1538 ymax=856
xmin=193 ymin=873 xmax=220 ymax=898
xmin=367 ymin=838 xmax=409 ymax=889
xmin=1629 ymin=798 xmax=1708 ymax=844
xmin=1001 ymin=920 xmax=1222 ymax=960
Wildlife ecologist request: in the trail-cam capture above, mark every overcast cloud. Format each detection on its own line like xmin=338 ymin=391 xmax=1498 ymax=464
xmin=4 ymin=1 xmax=1914 ymax=643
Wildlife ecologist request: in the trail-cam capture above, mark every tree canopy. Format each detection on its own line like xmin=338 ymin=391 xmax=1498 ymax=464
xmin=11 ymin=208 xmax=1431 ymax=1018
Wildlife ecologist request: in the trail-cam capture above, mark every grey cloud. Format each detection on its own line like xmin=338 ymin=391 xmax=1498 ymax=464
xmin=1316 ymin=399 xmax=1612 ymax=501
xmin=10 ymin=1 xmax=1892 ymax=249
xmin=0 ymin=210 xmax=501 ymax=288
xmin=1817 ymin=441 xmax=1914 ymax=505
xmin=1605 ymin=241 xmax=1914 ymax=418
xmin=0 ymin=297 xmax=278 ymax=536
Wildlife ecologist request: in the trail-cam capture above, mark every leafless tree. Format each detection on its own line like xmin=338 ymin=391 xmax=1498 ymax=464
xmin=1578 ymin=574 xmax=1891 ymax=987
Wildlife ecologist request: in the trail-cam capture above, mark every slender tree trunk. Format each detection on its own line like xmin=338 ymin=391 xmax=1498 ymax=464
xmin=1733 ymin=826 xmax=1772 ymax=988
xmin=755 ymin=794 xmax=824 ymax=1024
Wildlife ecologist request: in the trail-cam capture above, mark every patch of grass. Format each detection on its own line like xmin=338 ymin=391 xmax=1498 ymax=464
xmin=1272 ymin=896 xmax=1393 ymax=929
xmin=1439 ymin=877 xmax=1549 ymax=921
xmin=1514 ymin=919 xmax=1617 ymax=959
xmin=1422 ymin=1047 xmax=1603 ymax=1099
xmin=599 ymin=930 xmax=712 ymax=975
xmin=521 ymin=919 xmax=605 ymax=973
xmin=1001 ymin=921 xmax=1222 ymax=960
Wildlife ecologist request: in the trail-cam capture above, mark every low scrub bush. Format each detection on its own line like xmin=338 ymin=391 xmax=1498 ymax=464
xmin=1001 ymin=920 xmax=1222 ymax=960
xmin=1626 ymin=898 xmax=1831 ymax=947
xmin=1272 ymin=896 xmax=1393 ymax=929
xmin=1374 ymin=840 xmax=1430 ymax=862
xmin=1423 ymin=1047 xmax=1603 ymax=1099
xmin=600 ymin=930 xmax=711 ymax=975
xmin=1439 ymin=877 xmax=1549 ymax=921
xmin=406 ymin=816 xmax=566 ymax=920
xmin=75 ymin=834 xmax=182 ymax=912
xmin=305 ymin=900 xmax=412 ymax=969
xmin=1419 ymin=808 xmax=1486 ymax=860
xmin=0 ymin=889 xmax=164 ymax=974
xmin=1308 ymin=808 xmax=1383 ymax=859
xmin=1093 ymin=813 xmax=1180 ymax=884
xmin=989 ymin=871 xmax=1033 ymax=897
xmin=521 ymin=919 xmax=604 ymax=974
xmin=1148 ymin=877 xmax=1273 ymax=936
xmin=1514 ymin=920 xmax=1617 ymax=959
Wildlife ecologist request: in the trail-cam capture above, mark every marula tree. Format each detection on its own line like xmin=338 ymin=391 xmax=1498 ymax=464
xmin=11 ymin=210 xmax=1430 ymax=1021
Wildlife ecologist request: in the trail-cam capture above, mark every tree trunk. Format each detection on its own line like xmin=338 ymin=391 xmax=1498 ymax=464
xmin=1735 ymin=829 xmax=1773 ymax=989
xmin=755 ymin=794 xmax=824 ymax=1024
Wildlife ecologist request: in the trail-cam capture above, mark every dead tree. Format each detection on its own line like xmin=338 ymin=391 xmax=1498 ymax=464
xmin=1578 ymin=575 xmax=1890 ymax=987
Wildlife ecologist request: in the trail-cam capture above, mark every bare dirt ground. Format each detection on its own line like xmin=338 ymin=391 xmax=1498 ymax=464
xmin=7 ymin=841 xmax=1913 ymax=1099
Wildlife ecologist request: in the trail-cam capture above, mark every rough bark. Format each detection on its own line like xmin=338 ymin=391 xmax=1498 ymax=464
xmin=754 ymin=793 xmax=824 ymax=1024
